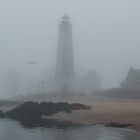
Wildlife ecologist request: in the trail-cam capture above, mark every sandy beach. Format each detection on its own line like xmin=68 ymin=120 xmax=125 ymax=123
xmin=50 ymin=99 xmax=140 ymax=133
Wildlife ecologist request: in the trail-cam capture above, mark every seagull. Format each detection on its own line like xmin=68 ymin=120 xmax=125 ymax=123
xmin=28 ymin=61 xmax=37 ymax=65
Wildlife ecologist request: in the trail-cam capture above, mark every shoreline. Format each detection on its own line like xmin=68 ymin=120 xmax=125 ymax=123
xmin=1 ymin=98 xmax=140 ymax=133
xmin=40 ymin=116 xmax=140 ymax=134
xmin=49 ymin=114 xmax=140 ymax=133
xmin=48 ymin=100 xmax=140 ymax=133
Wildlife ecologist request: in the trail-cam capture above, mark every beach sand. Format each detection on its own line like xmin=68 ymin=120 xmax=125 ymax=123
xmin=51 ymin=99 xmax=140 ymax=133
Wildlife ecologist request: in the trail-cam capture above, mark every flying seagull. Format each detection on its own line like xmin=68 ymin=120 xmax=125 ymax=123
xmin=28 ymin=61 xmax=38 ymax=65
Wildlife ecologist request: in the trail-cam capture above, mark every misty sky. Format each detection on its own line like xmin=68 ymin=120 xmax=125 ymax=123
xmin=0 ymin=0 xmax=140 ymax=97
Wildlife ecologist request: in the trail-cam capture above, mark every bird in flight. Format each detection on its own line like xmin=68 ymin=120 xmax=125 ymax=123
xmin=28 ymin=61 xmax=38 ymax=65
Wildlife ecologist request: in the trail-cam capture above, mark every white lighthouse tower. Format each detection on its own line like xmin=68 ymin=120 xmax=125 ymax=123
xmin=54 ymin=14 xmax=75 ymax=93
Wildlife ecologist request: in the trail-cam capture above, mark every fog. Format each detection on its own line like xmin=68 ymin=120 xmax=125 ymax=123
xmin=0 ymin=0 xmax=140 ymax=98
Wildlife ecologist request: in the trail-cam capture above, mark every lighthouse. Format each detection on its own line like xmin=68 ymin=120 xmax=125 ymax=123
xmin=54 ymin=14 xmax=75 ymax=92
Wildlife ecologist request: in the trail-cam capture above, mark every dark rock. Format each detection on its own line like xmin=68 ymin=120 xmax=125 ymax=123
xmin=70 ymin=103 xmax=91 ymax=110
xmin=5 ymin=102 xmax=41 ymax=120
xmin=5 ymin=101 xmax=91 ymax=128
xmin=105 ymin=122 xmax=133 ymax=128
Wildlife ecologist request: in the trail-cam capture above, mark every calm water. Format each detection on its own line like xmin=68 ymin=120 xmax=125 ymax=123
xmin=0 ymin=119 xmax=140 ymax=140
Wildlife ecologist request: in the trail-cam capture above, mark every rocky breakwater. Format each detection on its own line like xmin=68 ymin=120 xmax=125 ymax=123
xmin=1 ymin=102 xmax=91 ymax=128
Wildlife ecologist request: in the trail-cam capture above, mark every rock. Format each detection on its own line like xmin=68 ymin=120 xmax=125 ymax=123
xmin=105 ymin=122 xmax=133 ymax=128
xmin=70 ymin=103 xmax=91 ymax=110
xmin=5 ymin=101 xmax=91 ymax=128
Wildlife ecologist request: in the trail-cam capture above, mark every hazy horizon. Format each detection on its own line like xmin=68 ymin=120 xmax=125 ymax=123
xmin=0 ymin=0 xmax=140 ymax=98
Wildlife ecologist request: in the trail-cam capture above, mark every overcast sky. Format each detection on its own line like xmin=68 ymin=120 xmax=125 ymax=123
xmin=0 ymin=0 xmax=140 ymax=97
